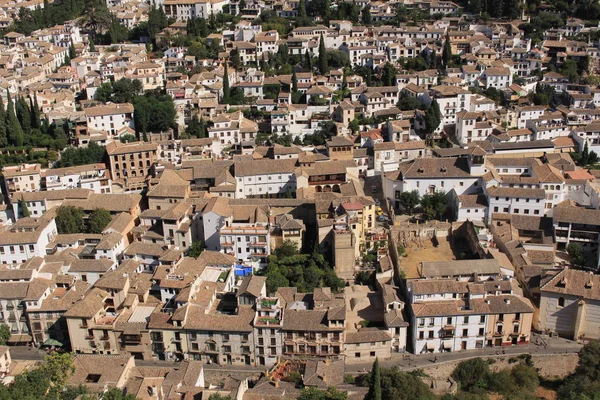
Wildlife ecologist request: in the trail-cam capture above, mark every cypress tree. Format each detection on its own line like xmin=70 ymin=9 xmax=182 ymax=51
xmin=223 ymin=63 xmax=230 ymax=104
xmin=318 ymin=33 xmax=328 ymax=75
xmin=582 ymin=142 xmax=590 ymax=166
xmin=442 ymin=35 xmax=452 ymax=67
xmin=366 ymin=358 xmax=382 ymax=400
xmin=89 ymin=40 xmax=96 ymax=52
xmin=292 ymin=69 xmax=298 ymax=93
xmin=0 ymin=96 xmax=6 ymax=147
xmin=19 ymin=199 xmax=30 ymax=218
xmin=16 ymin=97 xmax=31 ymax=135
xmin=304 ymin=50 xmax=312 ymax=71
xmin=298 ymin=0 xmax=307 ymax=19
xmin=29 ymin=95 xmax=41 ymax=129
xmin=6 ymin=90 xmax=24 ymax=147
xmin=69 ymin=40 xmax=76 ymax=59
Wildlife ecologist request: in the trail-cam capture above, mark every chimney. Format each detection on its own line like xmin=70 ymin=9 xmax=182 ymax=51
xmin=485 ymin=299 xmax=490 ymax=304
xmin=504 ymin=298 xmax=510 ymax=304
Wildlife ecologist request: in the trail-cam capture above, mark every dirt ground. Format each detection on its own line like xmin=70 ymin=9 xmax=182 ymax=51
xmin=400 ymin=237 xmax=458 ymax=279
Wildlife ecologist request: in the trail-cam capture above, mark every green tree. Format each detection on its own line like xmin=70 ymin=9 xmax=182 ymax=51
xmin=367 ymin=358 xmax=382 ymax=400
xmin=490 ymin=0 xmax=503 ymax=17
xmin=6 ymin=89 xmax=24 ymax=146
xmin=299 ymin=387 xmax=348 ymax=400
xmin=424 ymin=100 xmax=441 ymax=134
xmin=89 ymin=39 xmax=96 ymax=52
xmin=362 ymin=6 xmax=372 ymax=25
xmin=79 ymin=0 xmax=112 ymax=42
xmin=358 ymin=367 xmax=436 ymax=400
xmin=111 ymin=78 xmax=143 ymax=103
xmin=102 ymin=387 xmax=138 ymax=400
xmin=442 ymin=35 xmax=452 ymax=67
xmin=292 ymin=69 xmax=298 ymax=93
xmin=230 ymin=48 xmax=241 ymax=70
xmin=29 ymin=95 xmax=41 ymax=129
xmin=318 ymin=33 xmax=328 ymax=75
xmin=56 ymin=141 xmax=107 ymax=167
xmin=16 ymin=96 xmax=31 ymax=135
xmin=95 ymin=82 xmax=113 ymax=102
xmin=567 ymin=242 xmax=585 ymax=267
xmin=188 ymin=241 xmax=205 ymax=257
xmin=56 ymin=205 xmax=86 ymax=234
xmin=208 ymin=393 xmax=232 ymax=400
xmin=420 ymin=191 xmax=447 ymax=220
xmin=0 ymin=94 xmax=7 ymax=147
xmin=223 ymin=63 xmax=230 ymax=104
xmin=147 ymin=5 xmax=169 ymax=41
xmin=87 ymin=208 xmax=112 ymax=233
xmin=41 ymin=352 xmax=75 ymax=390
xmin=452 ymin=358 xmax=491 ymax=392
xmin=0 ymin=324 xmax=10 ymax=345
xmin=133 ymin=93 xmax=176 ymax=135
xmin=187 ymin=115 xmax=206 ymax=138
xmin=397 ymin=91 xmax=422 ymax=110
xmin=381 ymin=63 xmax=397 ymax=87
xmin=503 ymin=0 xmax=521 ymax=19
xmin=561 ymin=59 xmax=580 ymax=83
xmin=69 ymin=40 xmax=76 ymax=59
xmin=304 ymin=50 xmax=312 ymax=71
xmin=510 ymin=364 xmax=539 ymax=392
xmin=19 ymin=199 xmax=30 ymax=218
xmin=399 ymin=190 xmax=420 ymax=214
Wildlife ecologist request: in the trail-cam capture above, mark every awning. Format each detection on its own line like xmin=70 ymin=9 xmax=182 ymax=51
xmin=426 ymin=341 xmax=435 ymax=350
xmin=443 ymin=341 xmax=452 ymax=349
xmin=8 ymin=334 xmax=32 ymax=343
xmin=43 ymin=338 xmax=64 ymax=347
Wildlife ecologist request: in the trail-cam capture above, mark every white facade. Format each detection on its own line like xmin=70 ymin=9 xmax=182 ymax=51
xmin=0 ymin=219 xmax=57 ymax=265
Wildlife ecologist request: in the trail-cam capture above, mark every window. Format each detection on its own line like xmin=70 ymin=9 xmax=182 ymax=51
xmin=480 ymin=315 xmax=485 ymax=323
xmin=462 ymin=329 xmax=468 ymax=337
xmin=558 ymin=297 xmax=565 ymax=307
xmin=479 ymin=328 xmax=484 ymax=336
xmin=419 ymin=331 xmax=424 ymax=339
xmin=428 ymin=331 xmax=434 ymax=339
xmin=463 ymin=316 xmax=469 ymax=324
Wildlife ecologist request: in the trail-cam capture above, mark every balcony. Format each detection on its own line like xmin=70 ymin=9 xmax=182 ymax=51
xmin=122 ymin=334 xmax=142 ymax=344
xmin=85 ymin=334 xmax=95 ymax=340
xmin=249 ymin=242 xmax=268 ymax=247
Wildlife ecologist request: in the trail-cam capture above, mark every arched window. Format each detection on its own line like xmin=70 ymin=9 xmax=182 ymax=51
xmin=558 ymin=297 xmax=565 ymax=307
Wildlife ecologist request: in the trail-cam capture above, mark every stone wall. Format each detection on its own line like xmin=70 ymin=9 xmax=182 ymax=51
xmin=416 ymin=353 xmax=578 ymax=381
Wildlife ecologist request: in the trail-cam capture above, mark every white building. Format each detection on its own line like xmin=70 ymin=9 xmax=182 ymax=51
xmin=383 ymin=152 xmax=486 ymax=212
xmin=162 ymin=0 xmax=230 ymax=20
xmin=0 ymin=216 xmax=57 ymax=265
xmin=42 ymin=163 xmax=112 ymax=193
xmin=84 ymin=103 xmax=135 ymax=139
xmin=234 ymin=158 xmax=297 ymax=199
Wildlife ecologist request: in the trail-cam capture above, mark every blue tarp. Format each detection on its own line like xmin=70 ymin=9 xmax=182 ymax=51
xmin=235 ymin=265 xmax=253 ymax=276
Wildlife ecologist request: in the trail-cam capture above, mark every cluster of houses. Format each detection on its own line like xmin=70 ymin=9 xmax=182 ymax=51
xmin=1 ymin=1 xmax=600 ymax=397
